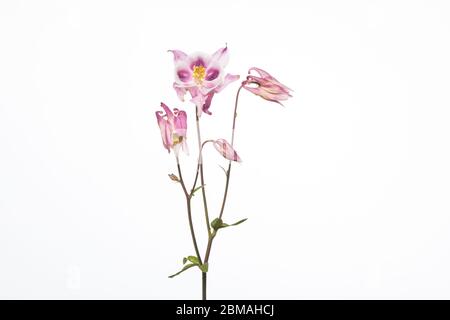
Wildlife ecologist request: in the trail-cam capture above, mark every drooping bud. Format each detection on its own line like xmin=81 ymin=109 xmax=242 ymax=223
xmin=213 ymin=139 xmax=242 ymax=162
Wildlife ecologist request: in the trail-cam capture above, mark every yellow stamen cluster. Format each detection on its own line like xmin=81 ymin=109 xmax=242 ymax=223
xmin=192 ymin=65 xmax=206 ymax=84
xmin=172 ymin=134 xmax=183 ymax=145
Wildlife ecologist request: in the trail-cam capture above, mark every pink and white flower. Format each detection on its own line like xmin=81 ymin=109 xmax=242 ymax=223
xmin=169 ymin=46 xmax=239 ymax=117
xmin=155 ymin=102 xmax=188 ymax=155
xmin=213 ymin=139 xmax=241 ymax=162
xmin=242 ymin=67 xmax=292 ymax=105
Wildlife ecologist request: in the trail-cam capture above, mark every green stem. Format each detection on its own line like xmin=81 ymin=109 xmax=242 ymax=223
xmin=195 ymin=112 xmax=211 ymax=301
xmin=176 ymin=159 xmax=202 ymax=265
xmin=195 ymin=114 xmax=211 ymax=237
xmin=202 ymin=272 xmax=207 ymax=300
xmin=204 ymin=85 xmax=243 ymax=264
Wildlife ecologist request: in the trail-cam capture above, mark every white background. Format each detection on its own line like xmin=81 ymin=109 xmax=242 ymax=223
xmin=1 ymin=0 xmax=450 ymax=299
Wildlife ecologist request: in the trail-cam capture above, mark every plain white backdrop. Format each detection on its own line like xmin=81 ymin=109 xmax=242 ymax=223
xmin=1 ymin=0 xmax=450 ymax=299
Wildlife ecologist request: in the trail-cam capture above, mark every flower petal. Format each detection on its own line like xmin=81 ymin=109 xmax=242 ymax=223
xmin=200 ymin=78 xmax=221 ymax=95
xmin=190 ymin=92 xmax=207 ymax=117
xmin=205 ymin=67 xmax=220 ymax=81
xmin=155 ymin=110 xmax=172 ymax=152
xmin=173 ymin=60 xmax=195 ymax=87
xmin=168 ymin=49 xmax=188 ymax=62
xmin=176 ymin=68 xmax=192 ymax=83
xmin=202 ymin=92 xmax=214 ymax=115
xmin=181 ymin=138 xmax=189 ymax=155
xmin=173 ymin=108 xmax=187 ymax=137
xmin=248 ymin=67 xmax=272 ymax=79
xmin=200 ymin=64 xmax=224 ymax=93
xmin=215 ymin=74 xmax=240 ymax=93
xmin=173 ymin=83 xmax=187 ymax=101
xmin=160 ymin=102 xmax=174 ymax=121
xmin=189 ymin=52 xmax=211 ymax=69
xmin=211 ymin=46 xmax=229 ymax=67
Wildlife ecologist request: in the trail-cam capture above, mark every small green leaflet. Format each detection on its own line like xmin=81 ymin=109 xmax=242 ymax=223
xmin=186 ymin=256 xmax=200 ymax=265
xmin=191 ymin=184 xmax=205 ymax=196
xmin=168 ymin=263 xmax=196 ymax=278
xmin=169 ymin=256 xmax=209 ymax=278
xmin=211 ymin=218 xmax=248 ymax=231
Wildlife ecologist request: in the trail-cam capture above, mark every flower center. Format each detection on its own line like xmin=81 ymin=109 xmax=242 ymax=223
xmin=192 ymin=65 xmax=206 ymax=85
xmin=172 ymin=134 xmax=183 ymax=145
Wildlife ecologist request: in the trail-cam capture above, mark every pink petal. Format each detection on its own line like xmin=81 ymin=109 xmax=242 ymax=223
xmin=211 ymin=46 xmax=229 ymax=67
xmin=199 ymin=81 xmax=219 ymax=95
xmin=160 ymin=102 xmax=174 ymax=121
xmin=242 ymin=86 xmax=285 ymax=104
xmin=181 ymin=138 xmax=189 ymax=155
xmin=248 ymin=67 xmax=273 ymax=79
xmin=173 ymin=108 xmax=187 ymax=137
xmin=202 ymin=92 xmax=214 ymax=115
xmin=173 ymin=83 xmax=187 ymax=101
xmin=176 ymin=68 xmax=192 ymax=83
xmin=168 ymin=50 xmax=188 ymax=62
xmin=199 ymin=64 xmax=224 ymax=94
xmin=190 ymin=93 xmax=207 ymax=117
xmin=205 ymin=67 xmax=220 ymax=81
xmin=189 ymin=52 xmax=211 ymax=69
xmin=173 ymin=61 xmax=195 ymax=87
xmin=214 ymin=74 xmax=240 ymax=93
xmin=155 ymin=110 xmax=172 ymax=152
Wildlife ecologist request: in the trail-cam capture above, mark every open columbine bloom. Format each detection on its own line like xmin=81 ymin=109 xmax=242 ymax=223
xmin=242 ymin=67 xmax=292 ymax=105
xmin=213 ymin=139 xmax=241 ymax=162
xmin=169 ymin=46 xmax=239 ymax=117
xmin=155 ymin=102 xmax=188 ymax=155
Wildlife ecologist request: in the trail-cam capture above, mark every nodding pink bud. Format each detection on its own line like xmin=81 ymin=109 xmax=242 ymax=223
xmin=213 ymin=139 xmax=242 ymax=162
xmin=242 ymin=67 xmax=292 ymax=105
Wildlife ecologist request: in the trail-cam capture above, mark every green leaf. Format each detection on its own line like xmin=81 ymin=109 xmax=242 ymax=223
xmin=191 ymin=184 xmax=205 ymax=196
xmin=211 ymin=217 xmax=248 ymax=231
xmin=199 ymin=263 xmax=209 ymax=273
xmin=229 ymin=218 xmax=248 ymax=227
xmin=168 ymin=263 xmax=196 ymax=278
xmin=187 ymin=256 xmax=200 ymax=265
xmin=182 ymin=257 xmax=187 ymax=264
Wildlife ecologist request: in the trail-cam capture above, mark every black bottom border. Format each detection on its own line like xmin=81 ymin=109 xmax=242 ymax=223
xmin=1 ymin=300 xmax=449 ymax=319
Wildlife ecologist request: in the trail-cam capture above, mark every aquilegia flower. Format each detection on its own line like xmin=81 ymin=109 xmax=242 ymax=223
xmin=242 ymin=67 xmax=292 ymax=105
xmin=155 ymin=102 xmax=188 ymax=155
xmin=213 ymin=139 xmax=241 ymax=162
xmin=169 ymin=46 xmax=239 ymax=116
xmin=156 ymin=46 xmax=294 ymax=300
